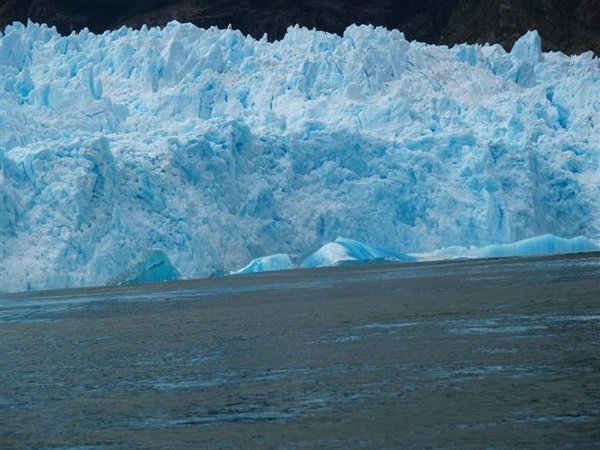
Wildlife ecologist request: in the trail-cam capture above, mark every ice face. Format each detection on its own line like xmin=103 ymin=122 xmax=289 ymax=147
xmin=510 ymin=30 xmax=543 ymax=64
xmin=231 ymin=254 xmax=294 ymax=275
xmin=1 ymin=21 xmax=599 ymax=292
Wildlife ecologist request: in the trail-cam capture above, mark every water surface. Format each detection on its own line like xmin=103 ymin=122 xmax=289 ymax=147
xmin=1 ymin=253 xmax=599 ymax=448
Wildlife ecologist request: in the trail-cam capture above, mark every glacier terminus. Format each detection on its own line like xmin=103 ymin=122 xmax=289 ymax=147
xmin=1 ymin=21 xmax=599 ymax=292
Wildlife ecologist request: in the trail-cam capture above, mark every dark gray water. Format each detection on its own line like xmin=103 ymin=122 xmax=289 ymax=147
xmin=1 ymin=253 xmax=600 ymax=448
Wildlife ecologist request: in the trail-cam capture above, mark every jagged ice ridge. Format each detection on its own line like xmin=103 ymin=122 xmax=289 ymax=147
xmin=1 ymin=21 xmax=599 ymax=292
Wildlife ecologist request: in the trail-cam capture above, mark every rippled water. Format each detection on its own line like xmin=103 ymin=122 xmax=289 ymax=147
xmin=1 ymin=253 xmax=599 ymax=448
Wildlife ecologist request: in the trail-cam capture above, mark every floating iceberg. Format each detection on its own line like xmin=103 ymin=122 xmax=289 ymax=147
xmin=231 ymin=254 xmax=294 ymax=275
xmin=302 ymin=237 xmax=415 ymax=268
xmin=414 ymin=234 xmax=598 ymax=260
xmin=470 ymin=234 xmax=598 ymax=258
xmin=1 ymin=21 xmax=599 ymax=292
xmin=109 ymin=249 xmax=181 ymax=285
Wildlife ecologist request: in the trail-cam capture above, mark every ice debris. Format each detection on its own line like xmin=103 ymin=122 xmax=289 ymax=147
xmin=302 ymin=237 xmax=415 ymax=268
xmin=1 ymin=21 xmax=599 ymax=292
xmin=109 ymin=249 xmax=181 ymax=285
xmin=231 ymin=253 xmax=294 ymax=275
xmin=414 ymin=234 xmax=598 ymax=260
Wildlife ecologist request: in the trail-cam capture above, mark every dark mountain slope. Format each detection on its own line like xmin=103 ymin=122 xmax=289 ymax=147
xmin=1 ymin=0 xmax=598 ymax=54
xmin=442 ymin=0 xmax=600 ymax=55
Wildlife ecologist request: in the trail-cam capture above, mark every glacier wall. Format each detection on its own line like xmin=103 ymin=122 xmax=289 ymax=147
xmin=1 ymin=21 xmax=599 ymax=292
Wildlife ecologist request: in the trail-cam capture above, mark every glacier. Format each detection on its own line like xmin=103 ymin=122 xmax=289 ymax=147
xmin=1 ymin=21 xmax=599 ymax=292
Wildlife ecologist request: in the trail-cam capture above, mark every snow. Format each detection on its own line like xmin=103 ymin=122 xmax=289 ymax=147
xmin=302 ymin=237 xmax=415 ymax=268
xmin=1 ymin=21 xmax=599 ymax=292
xmin=231 ymin=253 xmax=294 ymax=275
xmin=413 ymin=234 xmax=599 ymax=260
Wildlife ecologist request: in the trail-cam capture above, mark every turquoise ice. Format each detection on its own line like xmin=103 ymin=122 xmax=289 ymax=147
xmin=1 ymin=22 xmax=598 ymax=291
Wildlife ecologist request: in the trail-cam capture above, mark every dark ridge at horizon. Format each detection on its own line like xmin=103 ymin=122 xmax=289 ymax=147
xmin=1 ymin=0 xmax=599 ymax=55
